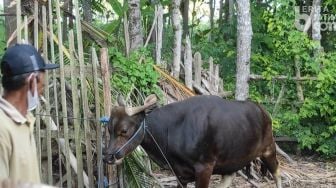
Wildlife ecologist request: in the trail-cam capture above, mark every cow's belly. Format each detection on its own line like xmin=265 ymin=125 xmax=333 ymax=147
xmin=213 ymin=158 xmax=253 ymax=175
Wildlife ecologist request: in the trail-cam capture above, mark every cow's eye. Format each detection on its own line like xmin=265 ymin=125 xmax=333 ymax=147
xmin=121 ymin=129 xmax=128 ymax=135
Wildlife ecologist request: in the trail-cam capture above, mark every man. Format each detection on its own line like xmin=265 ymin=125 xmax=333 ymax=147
xmin=0 ymin=44 xmax=59 ymax=183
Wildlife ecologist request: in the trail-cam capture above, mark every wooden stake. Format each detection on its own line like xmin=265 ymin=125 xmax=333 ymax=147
xmin=194 ymin=52 xmax=202 ymax=86
xmin=100 ymin=48 xmax=117 ymax=187
xmin=214 ymin=65 xmax=219 ymax=93
xmin=208 ymin=57 xmax=214 ymax=84
xmin=184 ymin=35 xmax=192 ymax=90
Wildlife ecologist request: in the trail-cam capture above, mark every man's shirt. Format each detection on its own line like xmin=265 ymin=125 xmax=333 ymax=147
xmin=0 ymin=97 xmax=40 ymax=183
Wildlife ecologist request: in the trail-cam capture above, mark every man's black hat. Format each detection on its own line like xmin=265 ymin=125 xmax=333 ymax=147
xmin=1 ymin=44 xmax=59 ymax=77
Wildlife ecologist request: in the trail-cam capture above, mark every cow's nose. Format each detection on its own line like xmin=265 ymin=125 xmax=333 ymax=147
xmin=103 ymin=155 xmax=115 ymax=164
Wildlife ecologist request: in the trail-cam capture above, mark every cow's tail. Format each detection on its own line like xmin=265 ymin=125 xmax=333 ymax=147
xmin=253 ymin=102 xmax=272 ymax=131
xmin=254 ymin=103 xmax=283 ymax=188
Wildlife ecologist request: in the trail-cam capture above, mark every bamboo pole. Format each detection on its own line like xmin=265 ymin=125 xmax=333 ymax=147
xmin=92 ymin=48 xmax=104 ymax=188
xmin=124 ymin=12 xmax=130 ymax=57
xmin=34 ymin=0 xmax=38 ymax=48
xmin=33 ymin=0 xmax=41 ymax=178
xmin=16 ymin=0 xmax=21 ymax=43
xmin=272 ymin=84 xmax=285 ymax=116
xmin=35 ymin=103 xmax=42 ymax=177
xmin=69 ymin=30 xmax=85 ymax=188
xmin=249 ymin=74 xmax=317 ymax=81
xmin=48 ymin=0 xmax=63 ymax=183
xmin=6 ymin=16 xmax=33 ymax=47
xmin=55 ymin=0 xmax=72 ymax=185
xmin=193 ymin=84 xmax=210 ymax=95
xmin=144 ymin=9 xmax=158 ymax=47
xmin=100 ymin=48 xmax=118 ymax=187
xmin=42 ymin=5 xmax=53 ymax=184
xmin=73 ymin=0 xmax=94 ymax=185
xmin=24 ymin=16 xmax=28 ymax=43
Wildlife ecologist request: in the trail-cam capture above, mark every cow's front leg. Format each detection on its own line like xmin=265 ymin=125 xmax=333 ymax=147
xmin=216 ymin=173 xmax=235 ymax=188
xmin=194 ymin=162 xmax=215 ymax=188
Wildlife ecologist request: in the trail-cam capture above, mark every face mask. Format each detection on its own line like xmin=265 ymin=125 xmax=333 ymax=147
xmin=27 ymin=74 xmax=39 ymax=111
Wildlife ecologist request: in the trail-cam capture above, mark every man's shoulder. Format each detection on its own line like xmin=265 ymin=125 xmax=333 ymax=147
xmin=0 ymin=109 xmax=15 ymax=134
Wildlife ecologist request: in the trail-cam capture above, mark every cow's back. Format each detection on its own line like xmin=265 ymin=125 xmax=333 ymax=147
xmin=143 ymin=95 xmax=274 ymax=180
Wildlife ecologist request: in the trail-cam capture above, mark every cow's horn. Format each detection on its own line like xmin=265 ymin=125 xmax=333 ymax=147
xmin=117 ymin=95 xmax=126 ymax=106
xmin=125 ymin=94 xmax=157 ymax=116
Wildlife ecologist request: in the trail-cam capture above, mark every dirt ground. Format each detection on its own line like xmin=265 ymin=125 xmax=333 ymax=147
xmin=154 ymin=155 xmax=336 ymax=188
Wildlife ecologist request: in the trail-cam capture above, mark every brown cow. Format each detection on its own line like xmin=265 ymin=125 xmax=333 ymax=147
xmin=103 ymin=95 xmax=282 ymax=188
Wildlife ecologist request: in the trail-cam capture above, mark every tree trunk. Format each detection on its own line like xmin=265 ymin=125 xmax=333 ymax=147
xmin=62 ymin=0 xmax=69 ymax=41
xmin=82 ymin=0 xmax=93 ymax=22
xmin=156 ymin=4 xmax=163 ymax=64
xmin=128 ymin=0 xmax=143 ymax=52
xmin=219 ymin=0 xmax=224 ymax=28
xmin=69 ymin=0 xmax=73 ymax=28
xmin=312 ymin=0 xmax=322 ymax=55
xmin=209 ymin=0 xmax=215 ymax=29
xmin=209 ymin=0 xmax=215 ymax=41
xmin=4 ymin=0 xmax=16 ymax=44
xmin=229 ymin=0 xmax=234 ymax=25
xmin=235 ymin=0 xmax=252 ymax=101
xmin=172 ymin=0 xmax=182 ymax=78
xmin=190 ymin=0 xmax=196 ymax=38
xmin=181 ymin=0 xmax=189 ymax=38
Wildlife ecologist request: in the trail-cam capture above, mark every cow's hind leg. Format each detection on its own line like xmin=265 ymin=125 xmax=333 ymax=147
xmin=194 ymin=162 xmax=215 ymax=188
xmin=216 ymin=173 xmax=235 ymax=188
xmin=261 ymin=144 xmax=282 ymax=188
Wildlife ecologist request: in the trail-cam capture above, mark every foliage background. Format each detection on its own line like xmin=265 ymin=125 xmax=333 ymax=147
xmin=97 ymin=0 xmax=336 ymax=157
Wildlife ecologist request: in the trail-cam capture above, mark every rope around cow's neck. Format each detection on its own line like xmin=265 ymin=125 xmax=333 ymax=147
xmin=114 ymin=120 xmax=146 ymax=158
xmin=145 ymin=121 xmax=184 ymax=188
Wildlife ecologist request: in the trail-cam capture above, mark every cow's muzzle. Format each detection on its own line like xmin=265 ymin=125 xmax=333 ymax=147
xmin=103 ymin=154 xmax=123 ymax=165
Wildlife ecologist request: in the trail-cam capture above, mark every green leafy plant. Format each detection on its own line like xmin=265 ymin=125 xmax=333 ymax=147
xmin=110 ymin=48 xmax=161 ymax=97
xmin=246 ymin=0 xmax=336 ymax=157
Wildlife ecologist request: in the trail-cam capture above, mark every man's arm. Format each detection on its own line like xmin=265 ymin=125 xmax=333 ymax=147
xmin=0 ymin=129 xmax=11 ymax=180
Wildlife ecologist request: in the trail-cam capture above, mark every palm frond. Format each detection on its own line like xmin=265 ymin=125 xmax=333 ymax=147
xmin=123 ymin=147 xmax=161 ymax=188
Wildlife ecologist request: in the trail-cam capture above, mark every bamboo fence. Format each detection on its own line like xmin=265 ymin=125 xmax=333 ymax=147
xmin=9 ymin=0 xmax=116 ymax=187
